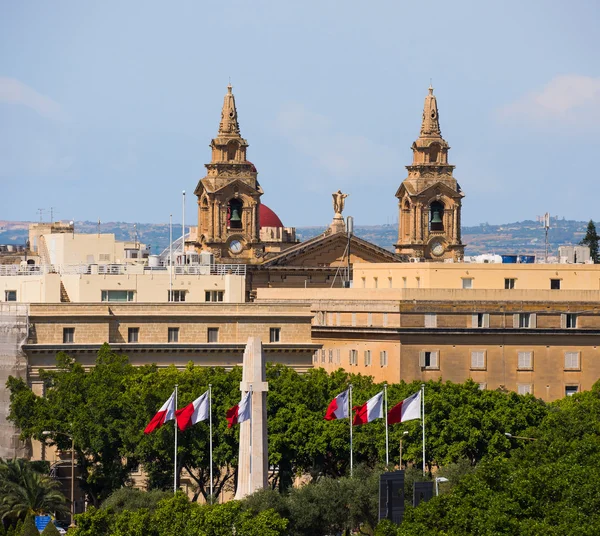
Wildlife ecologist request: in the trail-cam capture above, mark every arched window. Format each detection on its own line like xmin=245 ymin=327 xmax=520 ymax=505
xmin=228 ymin=198 xmax=243 ymax=229
xmin=402 ymin=199 xmax=411 ymax=239
xmin=227 ymin=141 xmax=238 ymax=161
xmin=429 ymin=201 xmax=444 ymax=231
xmin=429 ymin=143 xmax=440 ymax=164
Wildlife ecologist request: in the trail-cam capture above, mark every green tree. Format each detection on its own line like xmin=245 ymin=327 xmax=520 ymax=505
xmin=0 ymin=459 xmax=68 ymax=522
xmin=580 ymin=219 xmax=599 ymax=263
xmin=40 ymin=521 xmax=61 ymax=535
xmin=20 ymin=515 xmax=38 ymax=536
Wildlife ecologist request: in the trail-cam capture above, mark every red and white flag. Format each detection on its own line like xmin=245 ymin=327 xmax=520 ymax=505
xmin=226 ymin=392 xmax=251 ymax=428
xmin=353 ymin=391 xmax=384 ymax=426
xmin=388 ymin=391 xmax=421 ymax=424
xmin=324 ymin=389 xmax=350 ymax=421
xmin=176 ymin=391 xmax=210 ymax=431
xmin=144 ymin=391 xmax=176 ymax=434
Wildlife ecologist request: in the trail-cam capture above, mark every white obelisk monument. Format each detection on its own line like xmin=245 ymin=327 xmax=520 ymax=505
xmin=234 ymin=337 xmax=269 ymax=500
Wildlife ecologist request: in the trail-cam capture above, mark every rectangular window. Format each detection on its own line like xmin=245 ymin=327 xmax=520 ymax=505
xmin=207 ymin=328 xmax=219 ymax=343
xmin=561 ymin=313 xmax=577 ymax=329
xmin=269 ymin=327 xmax=280 ymax=343
xmin=349 ymin=349 xmax=358 ymax=366
xmin=462 ymin=278 xmax=473 ymax=289
xmin=336 ymin=349 xmax=341 ymax=365
xmin=4 ymin=290 xmax=17 ymax=302
xmin=63 ymin=327 xmax=74 ymax=344
xmin=472 ymin=313 xmax=489 ymax=328
xmin=471 ymin=350 xmax=486 ymax=370
xmin=168 ymin=327 xmax=179 ymax=343
xmin=169 ymin=290 xmax=186 ymax=302
xmin=380 ymin=350 xmax=388 ymax=367
xmin=514 ymin=313 xmax=536 ymax=329
xmin=128 ymin=327 xmax=139 ymax=343
xmin=313 ymin=352 xmax=318 ymax=364
xmin=424 ymin=313 xmax=437 ymax=328
xmin=101 ymin=290 xmax=134 ymax=302
xmin=367 ymin=313 xmax=373 ymax=327
xmin=321 ymin=349 xmax=326 ymax=364
xmin=517 ymin=351 xmax=533 ymax=370
xmin=505 ymin=278 xmax=516 ymax=290
xmin=364 ymin=350 xmax=371 ymax=366
xmin=205 ymin=290 xmax=224 ymax=302
xmin=328 ymin=349 xmax=333 ymax=364
xmin=565 ymin=385 xmax=579 ymax=397
xmin=564 ymin=351 xmax=580 ymax=370
xmin=518 ymin=384 xmax=533 ymax=395
xmin=419 ymin=350 xmax=439 ymax=369
xmin=550 ymin=279 xmax=561 ymax=290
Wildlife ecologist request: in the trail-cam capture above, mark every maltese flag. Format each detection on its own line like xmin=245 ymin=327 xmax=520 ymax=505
xmin=144 ymin=391 xmax=176 ymax=434
xmin=324 ymin=389 xmax=350 ymax=421
xmin=352 ymin=391 xmax=384 ymax=426
xmin=388 ymin=391 xmax=422 ymax=424
xmin=176 ymin=391 xmax=210 ymax=431
xmin=226 ymin=392 xmax=251 ymax=428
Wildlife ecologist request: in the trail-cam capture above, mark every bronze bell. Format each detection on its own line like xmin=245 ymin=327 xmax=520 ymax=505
xmin=230 ymin=208 xmax=241 ymax=223
xmin=431 ymin=210 xmax=442 ymax=224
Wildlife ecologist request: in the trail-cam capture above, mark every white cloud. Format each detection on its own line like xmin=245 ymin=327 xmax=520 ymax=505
xmin=275 ymin=102 xmax=401 ymax=183
xmin=496 ymin=75 xmax=600 ymax=128
xmin=0 ymin=77 xmax=64 ymax=121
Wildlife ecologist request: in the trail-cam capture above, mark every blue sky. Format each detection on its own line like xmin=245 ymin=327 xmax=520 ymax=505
xmin=1 ymin=1 xmax=599 ymax=227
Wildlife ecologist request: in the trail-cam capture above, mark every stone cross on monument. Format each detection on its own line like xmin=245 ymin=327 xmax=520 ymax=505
xmin=234 ymin=337 xmax=269 ymax=500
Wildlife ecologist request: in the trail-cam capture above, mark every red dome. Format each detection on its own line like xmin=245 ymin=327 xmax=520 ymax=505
xmin=259 ymin=204 xmax=284 ymax=229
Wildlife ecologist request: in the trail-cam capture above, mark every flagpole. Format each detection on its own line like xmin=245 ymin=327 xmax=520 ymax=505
xmin=174 ymin=384 xmax=178 ymax=493
xmin=249 ymin=386 xmax=253 ymax=489
xmin=421 ymin=383 xmax=425 ymax=476
xmin=169 ymin=214 xmax=173 ymax=302
xmin=349 ymin=383 xmax=353 ymax=478
xmin=209 ymin=384 xmax=213 ymax=502
xmin=384 ymin=383 xmax=389 ymax=468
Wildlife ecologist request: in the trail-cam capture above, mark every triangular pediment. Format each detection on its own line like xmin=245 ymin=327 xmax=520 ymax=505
xmin=197 ymin=177 xmax=263 ymax=197
xmin=396 ymin=180 xmax=462 ymax=200
xmin=260 ymin=231 xmax=400 ymax=268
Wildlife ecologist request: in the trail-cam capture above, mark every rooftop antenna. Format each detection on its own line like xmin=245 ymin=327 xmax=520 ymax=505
xmin=97 ymin=218 xmax=101 ymax=237
xmin=537 ymin=212 xmax=550 ymax=262
xmin=37 ymin=208 xmax=45 ymax=222
xmin=50 ymin=207 xmax=58 ymax=222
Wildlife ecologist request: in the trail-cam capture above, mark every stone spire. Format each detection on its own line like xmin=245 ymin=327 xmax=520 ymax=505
xmin=218 ymin=84 xmax=241 ymax=137
xmin=419 ymin=85 xmax=442 ymax=138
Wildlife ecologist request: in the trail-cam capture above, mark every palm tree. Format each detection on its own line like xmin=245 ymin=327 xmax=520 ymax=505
xmin=0 ymin=459 xmax=69 ymax=522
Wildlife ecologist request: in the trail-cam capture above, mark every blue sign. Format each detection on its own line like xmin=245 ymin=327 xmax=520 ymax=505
xmin=35 ymin=515 xmax=51 ymax=530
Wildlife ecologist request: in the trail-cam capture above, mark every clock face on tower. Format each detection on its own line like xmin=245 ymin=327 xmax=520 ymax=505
xmin=229 ymin=240 xmax=243 ymax=254
xmin=430 ymin=240 xmax=445 ymax=257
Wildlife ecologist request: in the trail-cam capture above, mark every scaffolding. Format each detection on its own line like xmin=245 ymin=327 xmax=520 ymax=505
xmin=0 ymin=303 xmax=29 ymax=458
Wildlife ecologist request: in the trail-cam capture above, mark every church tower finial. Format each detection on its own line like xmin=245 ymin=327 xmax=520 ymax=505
xmin=420 ymin=85 xmax=441 ymax=138
xmin=218 ymin=83 xmax=241 ymax=136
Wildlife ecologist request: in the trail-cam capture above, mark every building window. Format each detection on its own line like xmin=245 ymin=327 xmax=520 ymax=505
xmin=364 ymin=350 xmax=371 ymax=366
xmin=349 ymin=349 xmax=358 ymax=366
xmin=518 ymin=384 xmax=533 ymax=395
xmin=205 ymin=290 xmax=224 ymax=302
xmin=367 ymin=313 xmax=373 ymax=327
xmin=470 ymin=350 xmax=486 ymax=370
xmin=562 ymin=313 xmax=577 ymax=329
xmin=462 ymin=278 xmax=473 ymax=289
xmin=4 ymin=290 xmax=17 ymax=302
xmin=374 ymin=277 xmax=378 ymax=289
xmin=168 ymin=327 xmax=179 ymax=343
xmin=380 ymin=350 xmax=388 ymax=367
xmin=505 ymin=278 xmax=516 ymax=290
xmin=269 ymin=327 xmax=280 ymax=343
xmin=169 ymin=290 xmax=186 ymax=302
xmin=419 ymin=350 xmax=439 ymax=369
xmin=128 ymin=327 xmax=139 ymax=343
xmin=321 ymin=350 xmax=326 ymax=364
xmin=101 ymin=290 xmax=134 ymax=302
xmin=564 ymin=351 xmax=580 ymax=370
xmin=328 ymin=349 xmax=333 ymax=364
xmin=383 ymin=313 xmax=388 ymax=327
xmin=313 ymin=351 xmax=318 ymax=364
xmin=550 ymin=279 xmax=561 ymax=290
xmin=207 ymin=328 xmax=219 ymax=343
xmin=424 ymin=313 xmax=437 ymax=328
xmin=63 ymin=327 xmax=74 ymax=344
xmin=514 ymin=313 xmax=536 ymax=329
xmin=335 ymin=349 xmax=340 ymax=365
xmin=352 ymin=313 xmax=357 ymax=327
xmin=472 ymin=313 xmax=489 ymax=328
xmin=565 ymin=385 xmax=579 ymax=397
xmin=517 ymin=351 xmax=533 ymax=370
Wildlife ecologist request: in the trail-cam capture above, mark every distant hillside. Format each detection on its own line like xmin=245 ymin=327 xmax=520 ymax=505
xmin=0 ymin=217 xmax=593 ymax=257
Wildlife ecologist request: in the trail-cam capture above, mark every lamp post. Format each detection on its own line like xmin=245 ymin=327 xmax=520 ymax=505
xmin=504 ymin=432 xmax=537 ymax=441
xmin=435 ymin=476 xmax=449 ymax=496
xmin=42 ymin=431 xmax=75 ymax=528
xmin=399 ymin=431 xmax=409 ymax=469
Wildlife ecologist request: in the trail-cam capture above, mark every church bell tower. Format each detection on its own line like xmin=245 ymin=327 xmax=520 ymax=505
xmin=395 ymin=86 xmax=465 ymax=261
xmin=193 ymin=85 xmax=263 ymax=262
